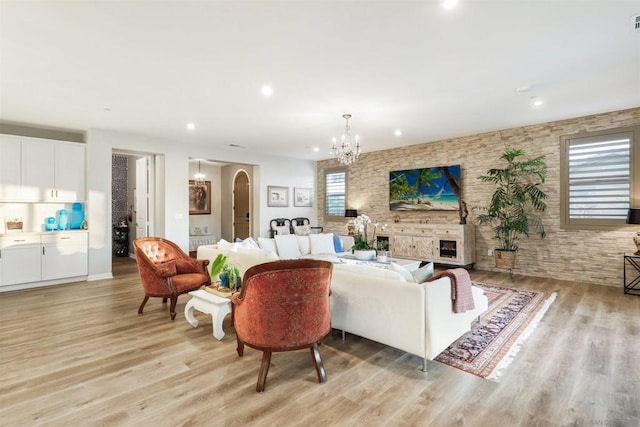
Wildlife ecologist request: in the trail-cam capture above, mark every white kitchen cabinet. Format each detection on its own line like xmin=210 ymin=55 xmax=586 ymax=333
xmin=20 ymin=137 xmax=85 ymax=202
xmin=0 ymin=232 xmax=88 ymax=288
xmin=0 ymin=235 xmax=42 ymax=286
xmin=21 ymin=139 xmax=55 ymax=201
xmin=41 ymin=232 xmax=88 ymax=280
xmin=0 ymin=135 xmax=22 ymax=201
xmin=54 ymin=143 xmax=85 ymax=201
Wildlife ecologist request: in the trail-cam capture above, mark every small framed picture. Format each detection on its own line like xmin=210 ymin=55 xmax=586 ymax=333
xmin=189 ymin=180 xmax=212 ymax=215
xmin=294 ymin=187 xmax=312 ymax=207
xmin=267 ymin=186 xmax=289 ymax=207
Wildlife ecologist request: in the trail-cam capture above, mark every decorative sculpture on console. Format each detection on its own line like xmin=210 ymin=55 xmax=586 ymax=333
xmin=459 ymin=200 xmax=468 ymax=225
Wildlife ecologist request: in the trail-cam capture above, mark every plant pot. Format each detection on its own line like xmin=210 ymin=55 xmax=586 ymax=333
xmin=354 ymin=249 xmax=376 ymax=260
xmin=494 ymin=249 xmax=517 ymax=269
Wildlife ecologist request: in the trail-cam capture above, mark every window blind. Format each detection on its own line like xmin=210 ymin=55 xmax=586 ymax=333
xmin=325 ymin=170 xmax=346 ymax=216
xmin=568 ymin=137 xmax=630 ymax=219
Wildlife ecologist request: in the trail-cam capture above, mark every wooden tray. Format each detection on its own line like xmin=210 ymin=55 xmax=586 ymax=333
xmin=203 ymin=285 xmax=236 ymax=298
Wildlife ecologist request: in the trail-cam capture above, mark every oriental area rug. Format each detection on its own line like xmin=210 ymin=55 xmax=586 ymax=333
xmin=434 ymin=282 xmax=556 ymax=381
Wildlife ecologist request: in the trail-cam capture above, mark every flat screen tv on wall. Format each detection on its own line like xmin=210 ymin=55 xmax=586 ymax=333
xmin=389 ymin=164 xmax=461 ymax=211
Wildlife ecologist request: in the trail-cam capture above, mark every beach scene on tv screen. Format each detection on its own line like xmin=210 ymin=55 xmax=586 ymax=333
xmin=389 ymin=165 xmax=461 ymax=211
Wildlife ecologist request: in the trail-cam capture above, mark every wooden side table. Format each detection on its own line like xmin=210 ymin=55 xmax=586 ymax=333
xmin=624 ymin=253 xmax=640 ymax=296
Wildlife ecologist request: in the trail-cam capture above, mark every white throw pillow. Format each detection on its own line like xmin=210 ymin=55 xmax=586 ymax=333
xmin=237 ymin=237 xmax=260 ymax=250
xmin=390 ymin=263 xmax=416 ymax=282
xmin=411 ymin=262 xmax=434 ymax=284
xmin=293 ymin=224 xmax=312 ymax=236
xmin=309 ymin=233 xmax=337 ymax=255
xmin=296 ymin=235 xmax=311 ymax=255
xmin=217 ymin=239 xmax=237 ymax=252
xmin=273 ymin=225 xmax=290 ymax=236
xmin=275 ymin=234 xmax=302 ymax=259
xmin=257 ymin=237 xmax=277 ymax=255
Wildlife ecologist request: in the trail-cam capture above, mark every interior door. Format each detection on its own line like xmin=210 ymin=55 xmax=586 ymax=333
xmin=135 ymin=157 xmax=149 ymax=239
xmin=233 ymin=171 xmax=250 ymax=240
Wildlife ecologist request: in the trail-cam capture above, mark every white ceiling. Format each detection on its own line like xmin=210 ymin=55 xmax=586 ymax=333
xmin=1 ymin=1 xmax=639 ymax=161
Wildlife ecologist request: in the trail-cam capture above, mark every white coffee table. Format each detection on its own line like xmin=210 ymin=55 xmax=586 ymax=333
xmin=338 ymin=254 xmax=421 ymax=272
xmin=184 ymin=289 xmax=232 ymax=340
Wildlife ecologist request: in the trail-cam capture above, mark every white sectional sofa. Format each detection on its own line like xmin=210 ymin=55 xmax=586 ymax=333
xmin=196 ymin=233 xmax=488 ymax=371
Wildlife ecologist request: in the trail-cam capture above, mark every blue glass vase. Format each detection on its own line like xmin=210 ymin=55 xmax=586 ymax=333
xmin=219 ymin=273 xmax=229 ymax=288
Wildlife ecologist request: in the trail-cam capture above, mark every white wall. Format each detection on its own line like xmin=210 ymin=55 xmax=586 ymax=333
xmin=258 ymin=156 xmax=318 ymax=235
xmin=85 ymin=129 xmax=316 ymax=279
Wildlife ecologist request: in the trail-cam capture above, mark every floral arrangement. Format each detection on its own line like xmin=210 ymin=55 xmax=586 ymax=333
xmin=352 ymin=214 xmax=388 ymax=252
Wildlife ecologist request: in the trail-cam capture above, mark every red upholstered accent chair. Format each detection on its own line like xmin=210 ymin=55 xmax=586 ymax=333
xmin=133 ymin=237 xmax=210 ymax=320
xmin=231 ymin=259 xmax=333 ymax=392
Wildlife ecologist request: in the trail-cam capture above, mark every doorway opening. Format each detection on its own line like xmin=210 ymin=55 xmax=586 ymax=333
xmin=233 ymin=170 xmax=251 ymax=240
xmin=111 ymin=151 xmax=156 ymax=271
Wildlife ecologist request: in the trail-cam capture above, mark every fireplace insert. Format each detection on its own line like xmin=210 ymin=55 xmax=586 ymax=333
xmin=439 ymin=239 xmax=457 ymax=259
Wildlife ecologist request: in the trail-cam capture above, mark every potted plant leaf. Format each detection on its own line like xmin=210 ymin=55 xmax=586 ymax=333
xmin=477 ymin=147 xmax=548 ymax=269
xmin=210 ymin=253 xmax=227 ymax=278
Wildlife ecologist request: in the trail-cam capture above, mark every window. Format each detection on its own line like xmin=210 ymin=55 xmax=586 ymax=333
xmin=325 ymin=169 xmax=346 ymax=217
xmin=560 ymin=126 xmax=640 ymax=229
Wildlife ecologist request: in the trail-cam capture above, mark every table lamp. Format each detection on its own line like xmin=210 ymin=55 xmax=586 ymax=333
xmin=345 ymin=209 xmax=358 ymax=235
xmin=627 ymin=208 xmax=640 ymax=255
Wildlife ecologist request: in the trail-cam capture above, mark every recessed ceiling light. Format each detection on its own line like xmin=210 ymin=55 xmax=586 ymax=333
xmin=443 ymin=0 xmax=458 ymax=9
xmin=515 ymin=85 xmax=532 ymax=93
xmin=394 ymin=129 xmax=402 ymax=137
xmin=313 ymin=147 xmax=319 ymax=152
xmin=261 ymin=85 xmax=273 ymax=97
xmin=531 ymin=97 xmax=544 ymax=108
xmin=186 ymin=122 xmax=195 ymax=131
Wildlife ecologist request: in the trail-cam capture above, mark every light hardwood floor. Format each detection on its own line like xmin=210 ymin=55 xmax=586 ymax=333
xmin=1 ymin=257 xmax=639 ymax=426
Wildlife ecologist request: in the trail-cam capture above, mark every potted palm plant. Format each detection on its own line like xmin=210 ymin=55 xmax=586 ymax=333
xmin=477 ymin=147 xmax=548 ymax=269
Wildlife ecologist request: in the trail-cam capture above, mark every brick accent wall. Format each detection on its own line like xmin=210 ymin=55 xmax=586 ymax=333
xmin=317 ymin=107 xmax=640 ymax=286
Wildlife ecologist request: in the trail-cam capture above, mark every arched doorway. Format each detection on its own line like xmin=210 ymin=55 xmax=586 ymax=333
xmin=233 ymin=170 xmax=250 ymax=240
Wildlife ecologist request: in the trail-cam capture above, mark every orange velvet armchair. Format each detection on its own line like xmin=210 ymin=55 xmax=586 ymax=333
xmin=133 ymin=237 xmax=211 ymax=320
xmin=231 ymin=259 xmax=333 ymax=392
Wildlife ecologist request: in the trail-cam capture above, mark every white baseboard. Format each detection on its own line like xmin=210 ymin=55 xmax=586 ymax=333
xmin=87 ymin=273 xmax=114 ymax=281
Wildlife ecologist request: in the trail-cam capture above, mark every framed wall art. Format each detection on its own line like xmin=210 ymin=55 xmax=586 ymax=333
xmin=267 ymin=186 xmax=289 ymax=207
xmin=189 ymin=180 xmax=212 ymax=215
xmin=389 ymin=164 xmax=461 ymax=211
xmin=294 ymin=187 xmax=312 ymax=207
